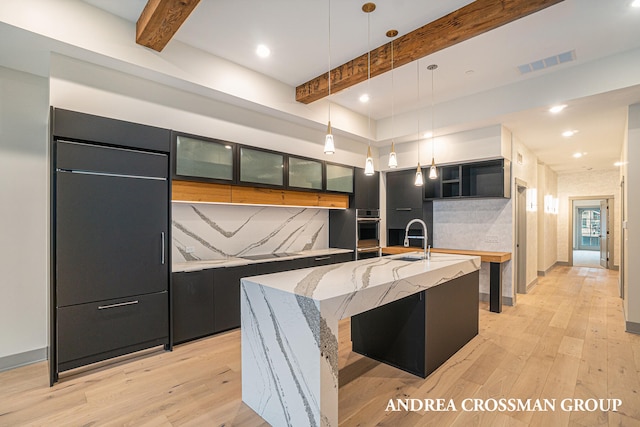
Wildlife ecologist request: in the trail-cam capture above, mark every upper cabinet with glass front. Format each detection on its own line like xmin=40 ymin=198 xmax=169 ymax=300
xmin=325 ymin=163 xmax=354 ymax=193
xmin=239 ymin=147 xmax=284 ymax=187
xmin=174 ymin=134 xmax=234 ymax=182
xmin=288 ymin=156 xmax=323 ymax=191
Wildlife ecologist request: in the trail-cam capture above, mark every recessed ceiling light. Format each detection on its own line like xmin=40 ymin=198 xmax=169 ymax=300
xmin=614 ymin=161 xmax=625 ymax=166
xmin=359 ymin=94 xmax=370 ymax=103
xmin=632 ymin=0 xmax=640 ymax=8
xmin=423 ymin=131 xmax=433 ymax=138
xmin=562 ymin=130 xmax=578 ymax=137
xmin=256 ymin=44 xmax=270 ymax=58
xmin=549 ymin=104 xmax=567 ymax=113
xmin=573 ymin=152 xmax=587 ymax=158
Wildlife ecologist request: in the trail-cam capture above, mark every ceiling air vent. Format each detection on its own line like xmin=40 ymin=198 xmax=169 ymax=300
xmin=517 ymin=50 xmax=576 ymax=74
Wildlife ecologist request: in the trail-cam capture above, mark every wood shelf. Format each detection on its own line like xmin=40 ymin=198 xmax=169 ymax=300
xmin=172 ymin=180 xmax=349 ymax=209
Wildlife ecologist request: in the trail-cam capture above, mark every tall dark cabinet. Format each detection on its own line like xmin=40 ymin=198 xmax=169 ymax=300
xmin=386 ymin=168 xmax=434 ymax=248
xmin=50 ymin=108 xmax=172 ymax=385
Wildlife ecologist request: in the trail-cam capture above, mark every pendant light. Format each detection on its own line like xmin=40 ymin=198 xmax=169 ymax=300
xmin=387 ymin=30 xmax=398 ymax=169
xmin=323 ymin=0 xmax=335 ymax=155
xmin=414 ymin=61 xmax=423 ymax=186
xmin=363 ymin=2 xmax=375 ymax=176
xmin=428 ymin=64 xmax=438 ymax=179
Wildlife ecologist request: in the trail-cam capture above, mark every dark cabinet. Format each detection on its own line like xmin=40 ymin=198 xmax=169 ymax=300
xmin=307 ymin=252 xmax=353 ymax=266
xmin=173 ymin=133 xmax=234 ymax=183
xmin=173 ymin=270 xmax=215 ymax=344
xmin=239 ymin=146 xmax=285 ymax=187
xmin=351 ymin=270 xmax=479 ymax=378
xmin=57 ymin=291 xmax=168 ymax=372
xmin=385 ymin=169 xmax=433 ymax=248
xmin=213 ymin=265 xmax=257 ymax=332
xmin=325 ymin=163 xmax=354 ymax=193
xmin=386 ymin=169 xmax=424 ymax=230
xmin=354 ymin=168 xmax=379 ymax=209
xmin=424 ymin=159 xmax=511 ymax=200
xmin=51 ymin=110 xmax=171 ymax=385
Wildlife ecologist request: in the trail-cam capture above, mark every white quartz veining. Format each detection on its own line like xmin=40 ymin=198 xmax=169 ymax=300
xmin=172 ymin=203 xmax=329 ymax=262
xmin=241 ymin=253 xmax=481 ymax=426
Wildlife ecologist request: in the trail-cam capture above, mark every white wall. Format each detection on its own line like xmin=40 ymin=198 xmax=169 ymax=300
xmin=0 ymin=66 xmax=49 ymax=367
xmin=624 ymin=103 xmax=640 ymax=326
xmin=511 ymin=135 xmax=539 ymax=288
xmin=556 ymin=170 xmax=621 ymax=266
xmin=537 ymin=164 xmax=558 ymax=274
xmin=378 ymin=125 xmax=504 ymax=172
xmin=50 ymin=54 xmax=374 ymax=169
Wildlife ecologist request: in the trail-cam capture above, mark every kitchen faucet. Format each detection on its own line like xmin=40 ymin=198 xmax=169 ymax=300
xmin=403 ymin=218 xmax=430 ymax=260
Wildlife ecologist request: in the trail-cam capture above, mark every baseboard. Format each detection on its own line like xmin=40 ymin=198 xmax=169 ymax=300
xmin=626 ymin=321 xmax=640 ymax=335
xmin=479 ymin=293 xmax=514 ymax=307
xmin=527 ymin=278 xmax=538 ymax=292
xmin=555 ymin=261 xmax=570 ymax=266
xmin=537 ymin=263 xmax=559 ymax=276
xmin=0 ymin=347 xmax=47 ymax=372
xmin=612 ymin=264 xmax=620 ymax=271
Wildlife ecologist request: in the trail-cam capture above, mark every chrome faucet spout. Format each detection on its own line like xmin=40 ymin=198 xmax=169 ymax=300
xmin=404 ymin=218 xmax=429 ymax=259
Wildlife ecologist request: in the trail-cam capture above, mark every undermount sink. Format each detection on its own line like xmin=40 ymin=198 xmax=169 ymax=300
xmin=396 ymin=256 xmax=425 ymax=262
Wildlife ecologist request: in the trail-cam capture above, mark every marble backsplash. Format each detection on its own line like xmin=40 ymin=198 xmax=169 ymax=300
xmin=172 ymin=203 xmax=329 ymax=262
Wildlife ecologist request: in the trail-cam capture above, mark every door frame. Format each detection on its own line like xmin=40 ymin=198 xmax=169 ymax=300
xmin=568 ymin=195 xmax=614 ymax=267
xmin=515 ymin=179 xmax=527 ymax=295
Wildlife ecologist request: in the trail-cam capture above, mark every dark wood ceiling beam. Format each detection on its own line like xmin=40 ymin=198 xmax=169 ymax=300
xmin=295 ymin=0 xmax=564 ymax=104
xmin=136 ymin=0 xmax=201 ymax=52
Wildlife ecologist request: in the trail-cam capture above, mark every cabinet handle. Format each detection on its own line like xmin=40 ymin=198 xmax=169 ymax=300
xmin=98 ymin=300 xmax=139 ymax=310
xmin=161 ymin=232 xmax=165 ymax=265
xmin=396 ymin=208 xmax=412 ymax=211
xmin=314 ymin=256 xmax=331 ymax=261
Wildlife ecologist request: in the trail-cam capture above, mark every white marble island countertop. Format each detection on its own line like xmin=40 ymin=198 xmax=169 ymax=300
xmin=243 ymin=252 xmax=481 ymax=320
xmin=240 ymin=252 xmax=481 ymax=427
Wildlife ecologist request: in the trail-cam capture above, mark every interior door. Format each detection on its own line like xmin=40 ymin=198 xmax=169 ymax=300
xmin=600 ymin=199 xmax=609 ymax=268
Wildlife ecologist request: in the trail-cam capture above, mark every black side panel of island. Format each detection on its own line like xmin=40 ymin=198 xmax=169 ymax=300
xmin=351 ymin=270 xmax=479 ymax=378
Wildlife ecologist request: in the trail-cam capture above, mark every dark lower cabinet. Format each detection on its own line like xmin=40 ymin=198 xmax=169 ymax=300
xmin=213 ymin=265 xmax=257 ymax=333
xmin=173 ymin=270 xmax=215 ymax=344
xmin=351 ymin=270 xmax=479 ymax=378
xmin=308 ymin=252 xmax=353 ymax=267
xmin=57 ymin=291 xmax=168 ymax=372
xmin=172 ymin=253 xmax=353 ymax=344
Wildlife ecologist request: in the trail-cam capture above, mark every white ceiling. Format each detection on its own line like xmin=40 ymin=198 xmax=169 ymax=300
xmin=81 ymin=0 xmax=640 ymax=173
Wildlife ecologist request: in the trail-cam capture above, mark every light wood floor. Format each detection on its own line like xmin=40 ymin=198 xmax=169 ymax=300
xmin=1 ymin=266 xmax=639 ymax=426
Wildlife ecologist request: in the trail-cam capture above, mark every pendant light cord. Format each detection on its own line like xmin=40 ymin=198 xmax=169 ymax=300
xmin=391 ymin=40 xmax=394 ymax=138
xmin=367 ymin=10 xmax=371 ymax=149
xmin=417 ymin=61 xmax=420 ymax=165
xmin=327 ymin=0 xmax=331 ymax=122
xmin=431 ymin=65 xmax=434 ymax=160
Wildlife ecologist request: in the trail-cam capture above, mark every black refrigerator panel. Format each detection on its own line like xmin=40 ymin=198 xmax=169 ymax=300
xmin=56 ymin=171 xmax=168 ymax=306
xmin=55 ymin=141 xmax=169 ymax=307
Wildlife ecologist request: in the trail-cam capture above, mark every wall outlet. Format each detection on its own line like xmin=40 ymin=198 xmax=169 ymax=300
xmin=485 ymin=235 xmax=499 ymax=244
xmin=185 ymin=246 xmax=195 ymax=254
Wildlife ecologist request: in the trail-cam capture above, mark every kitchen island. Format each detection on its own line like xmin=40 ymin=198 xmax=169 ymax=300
xmin=241 ymin=252 xmax=481 ymax=426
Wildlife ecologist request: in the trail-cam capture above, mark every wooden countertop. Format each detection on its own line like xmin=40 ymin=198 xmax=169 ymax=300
xmin=382 ymin=246 xmax=511 ymax=263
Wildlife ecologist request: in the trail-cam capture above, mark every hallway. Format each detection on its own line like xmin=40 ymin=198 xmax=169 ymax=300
xmin=0 ymin=266 xmax=638 ymax=426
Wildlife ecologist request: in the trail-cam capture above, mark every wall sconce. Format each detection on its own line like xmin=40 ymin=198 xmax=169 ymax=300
xmin=544 ymin=195 xmax=559 ymax=214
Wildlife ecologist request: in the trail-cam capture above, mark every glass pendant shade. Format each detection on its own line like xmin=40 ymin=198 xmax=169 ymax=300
xmin=364 ymin=146 xmax=375 ymax=176
xmin=388 ymin=141 xmax=398 ymax=168
xmin=324 ymin=121 xmax=335 ymax=154
xmin=414 ymin=162 xmax=424 ymax=186
xmin=429 ymin=157 xmax=438 ymax=179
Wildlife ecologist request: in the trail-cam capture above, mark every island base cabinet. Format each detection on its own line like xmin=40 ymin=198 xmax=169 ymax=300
xmin=57 ymin=291 xmax=168 ymax=373
xmin=351 ymin=270 xmax=479 ymax=378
